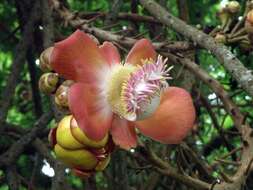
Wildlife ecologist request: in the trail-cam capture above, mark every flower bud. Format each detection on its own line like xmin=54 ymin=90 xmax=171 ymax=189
xmin=51 ymin=115 xmax=113 ymax=177
xmin=39 ymin=73 xmax=59 ymax=94
xmin=39 ymin=47 xmax=53 ymax=72
xmin=227 ymin=1 xmax=240 ymax=14
xmin=245 ymin=10 xmax=253 ymax=34
xmin=54 ymin=80 xmax=74 ymax=109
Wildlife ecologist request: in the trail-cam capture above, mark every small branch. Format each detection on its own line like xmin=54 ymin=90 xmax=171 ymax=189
xmin=199 ymin=94 xmax=236 ymax=160
xmin=6 ymin=166 xmax=20 ymax=190
xmin=0 ymin=1 xmax=41 ymax=133
xmin=139 ymin=143 xmax=211 ymax=190
xmin=0 ymin=111 xmax=53 ymax=167
xmin=51 ymin=0 xmax=193 ymax=52
xmin=105 ymin=0 xmax=123 ymax=25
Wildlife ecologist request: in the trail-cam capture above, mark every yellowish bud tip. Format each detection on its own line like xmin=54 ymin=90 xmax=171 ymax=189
xmin=54 ymin=80 xmax=74 ymax=109
xmin=245 ymin=10 xmax=253 ymax=34
xmin=39 ymin=47 xmax=53 ymax=72
xmin=38 ymin=73 xmax=59 ymax=94
xmin=227 ymin=1 xmax=240 ymax=14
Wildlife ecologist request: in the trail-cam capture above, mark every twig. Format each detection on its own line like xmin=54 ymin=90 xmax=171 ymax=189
xmin=6 ymin=166 xmax=20 ymax=190
xmin=139 ymin=143 xmax=211 ymax=190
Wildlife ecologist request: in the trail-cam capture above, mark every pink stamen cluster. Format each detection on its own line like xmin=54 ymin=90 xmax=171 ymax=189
xmin=122 ymin=55 xmax=173 ymax=118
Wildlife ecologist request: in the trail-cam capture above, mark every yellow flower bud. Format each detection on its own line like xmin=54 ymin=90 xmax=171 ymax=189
xmin=70 ymin=117 xmax=109 ymax=148
xmin=56 ymin=115 xmax=84 ymax=149
xmin=245 ymin=10 xmax=253 ymax=34
xmin=39 ymin=47 xmax=53 ymax=72
xmin=227 ymin=1 xmax=240 ymax=14
xmin=52 ymin=115 xmax=114 ymax=177
xmin=54 ymin=80 xmax=74 ymax=109
xmin=38 ymin=73 xmax=59 ymax=94
xmin=54 ymin=144 xmax=98 ymax=170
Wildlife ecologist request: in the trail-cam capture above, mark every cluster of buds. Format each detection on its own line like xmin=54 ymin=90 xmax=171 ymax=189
xmin=38 ymin=46 xmax=114 ymax=177
xmin=212 ymin=1 xmax=253 ymax=52
xmin=38 ymin=48 xmax=73 ymax=112
xmin=49 ymin=115 xmax=113 ymax=177
xmin=217 ymin=1 xmax=240 ymax=28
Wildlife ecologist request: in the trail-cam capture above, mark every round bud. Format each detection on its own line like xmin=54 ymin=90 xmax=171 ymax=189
xmin=247 ymin=10 xmax=253 ymax=24
xmin=70 ymin=116 xmax=109 ymax=148
xmin=38 ymin=73 xmax=59 ymax=94
xmin=245 ymin=10 xmax=253 ymax=34
xmin=227 ymin=1 xmax=240 ymax=14
xmin=53 ymin=115 xmax=113 ymax=177
xmin=214 ymin=33 xmax=227 ymax=43
xmin=39 ymin=47 xmax=53 ymax=72
xmin=54 ymin=80 xmax=74 ymax=109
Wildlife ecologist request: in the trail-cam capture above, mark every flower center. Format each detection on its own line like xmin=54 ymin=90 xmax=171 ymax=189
xmin=105 ymin=55 xmax=172 ymax=121
xmin=105 ymin=64 xmax=137 ymax=117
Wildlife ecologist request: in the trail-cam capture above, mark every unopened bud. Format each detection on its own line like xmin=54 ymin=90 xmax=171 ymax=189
xmin=246 ymin=10 xmax=253 ymax=34
xmin=39 ymin=73 xmax=59 ymax=94
xmin=52 ymin=115 xmax=113 ymax=177
xmin=247 ymin=10 xmax=253 ymax=24
xmin=39 ymin=47 xmax=53 ymax=72
xmin=227 ymin=1 xmax=240 ymax=14
xmin=54 ymin=80 xmax=74 ymax=109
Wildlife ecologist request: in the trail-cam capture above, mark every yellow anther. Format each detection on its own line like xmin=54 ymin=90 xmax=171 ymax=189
xmin=106 ymin=64 xmax=137 ymax=117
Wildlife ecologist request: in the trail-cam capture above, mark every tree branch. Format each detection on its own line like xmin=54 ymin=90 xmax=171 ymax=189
xmin=0 ymin=111 xmax=53 ymax=167
xmin=140 ymin=0 xmax=253 ymax=97
xmin=0 ymin=0 xmax=41 ymax=131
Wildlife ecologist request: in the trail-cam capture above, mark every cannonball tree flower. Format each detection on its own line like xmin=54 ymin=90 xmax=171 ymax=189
xmin=49 ymin=29 xmax=196 ymax=150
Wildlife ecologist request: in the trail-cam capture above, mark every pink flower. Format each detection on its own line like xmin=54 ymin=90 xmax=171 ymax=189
xmin=50 ymin=30 xmax=196 ymax=150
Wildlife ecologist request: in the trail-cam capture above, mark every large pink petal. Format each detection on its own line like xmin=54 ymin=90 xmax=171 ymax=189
xmin=99 ymin=42 xmax=121 ymax=66
xmin=51 ymin=30 xmax=108 ymax=83
xmin=68 ymin=83 xmax=113 ymax=141
xmin=110 ymin=115 xmax=137 ymax=150
xmin=126 ymin=39 xmax=157 ymax=66
xmin=135 ymin=87 xmax=196 ymax=144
